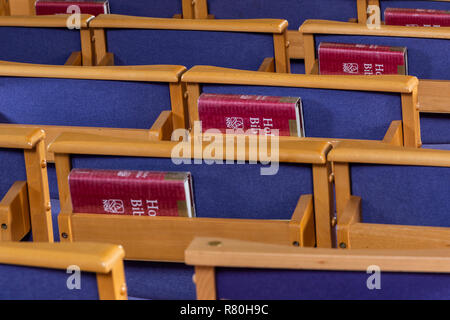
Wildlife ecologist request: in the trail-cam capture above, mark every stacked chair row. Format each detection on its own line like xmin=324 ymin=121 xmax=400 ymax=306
xmin=0 ymin=0 xmax=448 ymax=300
xmin=1 ymin=125 xmax=449 ymax=299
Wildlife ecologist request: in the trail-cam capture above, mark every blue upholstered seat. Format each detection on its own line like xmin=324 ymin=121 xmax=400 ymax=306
xmin=421 ymin=113 xmax=450 ymax=146
xmin=215 ymin=267 xmax=450 ymax=300
xmin=0 ymin=27 xmax=81 ymax=65
xmin=351 ymin=164 xmax=450 ymax=228
xmin=0 ymin=148 xmax=26 ymax=202
xmin=106 ymin=29 xmax=275 ymax=71
xmin=206 ymin=0 xmax=357 ymax=30
xmin=200 ymin=84 xmax=401 ymax=141
xmin=107 ymin=0 xmax=182 ymax=17
xmin=0 ymin=263 xmax=99 ymax=300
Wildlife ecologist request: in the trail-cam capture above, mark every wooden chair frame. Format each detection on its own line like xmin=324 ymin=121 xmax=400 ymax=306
xmin=329 ymin=142 xmax=450 ymax=249
xmin=0 ymin=14 xmax=96 ymax=65
xmin=185 ymin=236 xmax=450 ymax=300
xmin=89 ymin=14 xmax=291 ymax=73
xmin=0 ymin=61 xmax=188 ymax=161
xmin=48 ymin=132 xmax=336 ymax=261
xmin=0 ymin=241 xmax=127 ymax=300
xmin=0 ymin=127 xmax=52 ymax=242
xmin=180 ymin=65 xmax=419 ymax=147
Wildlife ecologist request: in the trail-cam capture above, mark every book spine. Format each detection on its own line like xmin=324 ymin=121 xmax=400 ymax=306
xmin=35 ymin=1 xmax=108 ymax=16
xmin=385 ymin=8 xmax=450 ymax=27
xmin=319 ymin=43 xmax=407 ymax=75
xmin=69 ymin=169 xmax=190 ymax=217
xmin=198 ymin=94 xmax=300 ymax=137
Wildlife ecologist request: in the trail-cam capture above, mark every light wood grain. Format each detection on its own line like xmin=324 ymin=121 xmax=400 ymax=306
xmin=0 ymin=126 xmax=44 ymax=149
xmin=419 ymin=79 xmax=450 ymax=113
xmin=382 ymin=120 xmax=403 ymax=146
xmin=194 ymin=266 xmax=216 ymax=300
xmin=185 ymin=237 xmax=450 ymax=272
xmin=0 ymin=61 xmax=186 ymax=82
xmin=0 ymin=14 xmax=92 ymax=27
xmin=64 ymin=51 xmax=82 ymax=66
xmin=90 ymin=14 xmax=288 ymax=33
xmin=49 ymin=132 xmax=331 ymax=164
xmin=0 ymin=181 xmax=30 ymax=241
xmin=287 ymin=30 xmax=304 ymax=59
xmin=182 ymin=66 xmax=418 ymax=93
xmin=346 ymin=223 xmax=450 ymax=250
xmin=300 ymin=19 xmax=450 ymax=39
xmin=328 ymin=142 xmax=450 ymax=167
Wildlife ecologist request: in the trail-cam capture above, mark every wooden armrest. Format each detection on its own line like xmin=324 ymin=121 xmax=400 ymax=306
xmin=0 ymin=62 xmax=186 ymax=82
xmin=64 ymin=52 xmax=82 ymax=66
xmin=48 ymin=132 xmax=331 ymax=164
xmin=149 ymin=110 xmax=174 ymax=141
xmin=0 ymin=14 xmax=93 ymax=27
xmin=0 ymin=181 xmax=30 ymax=241
xmin=299 ymin=19 xmax=450 ymax=39
xmin=382 ymin=120 xmax=403 ymax=146
xmin=182 ymin=66 xmax=418 ymax=93
xmin=0 ymin=241 xmax=124 ymax=274
xmin=328 ymin=141 xmax=450 ymax=167
xmin=257 ymin=57 xmax=275 ymax=72
xmin=289 ymin=194 xmax=315 ymax=247
xmin=185 ymin=237 xmax=450 ymax=272
xmin=90 ymin=14 xmax=288 ymax=34
xmin=419 ymin=79 xmax=450 ymax=114
xmin=0 ymin=127 xmax=44 ymax=149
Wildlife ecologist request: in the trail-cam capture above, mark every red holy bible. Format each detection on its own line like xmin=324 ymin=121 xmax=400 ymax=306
xmin=35 ymin=0 xmax=110 ymax=16
xmin=318 ymin=42 xmax=408 ymax=76
xmin=385 ymin=8 xmax=450 ymax=27
xmin=197 ymin=93 xmax=305 ymax=137
xmin=69 ymin=169 xmax=195 ymax=217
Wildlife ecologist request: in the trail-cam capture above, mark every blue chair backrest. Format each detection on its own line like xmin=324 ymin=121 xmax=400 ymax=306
xmin=421 ymin=113 xmax=450 ymax=146
xmin=215 ymin=267 xmax=450 ymax=300
xmin=350 ymin=164 xmax=450 ymax=227
xmin=0 ymin=263 xmax=99 ymax=299
xmin=0 ymin=76 xmax=172 ymax=199
xmin=106 ymin=29 xmax=275 ymax=71
xmin=0 ymin=148 xmax=26 ymax=201
xmin=107 ymin=0 xmax=182 ymax=17
xmin=315 ymin=34 xmax=449 ymax=80
xmin=68 ymin=155 xmax=313 ymax=220
xmin=0 ymin=27 xmax=81 ymax=65
xmin=0 ymin=76 xmax=170 ymax=130
xmin=200 ymin=84 xmax=401 ymax=141
xmin=206 ymin=0 xmax=357 ymax=29
xmin=124 ymin=260 xmax=195 ymax=300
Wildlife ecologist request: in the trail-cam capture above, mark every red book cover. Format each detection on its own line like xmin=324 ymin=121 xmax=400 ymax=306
xmin=385 ymin=8 xmax=450 ymax=27
xmin=318 ymin=42 xmax=408 ymax=76
xmin=197 ymin=93 xmax=304 ymax=137
xmin=35 ymin=0 xmax=110 ymax=16
xmin=69 ymin=169 xmax=195 ymax=217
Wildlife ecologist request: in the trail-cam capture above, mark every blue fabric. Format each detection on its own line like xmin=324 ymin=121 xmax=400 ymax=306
xmin=0 ymin=263 xmax=98 ymax=299
xmin=0 ymin=27 xmax=81 ymax=65
xmin=216 ymin=267 xmax=450 ymax=300
xmin=290 ymin=60 xmax=306 ymax=74
xmin=315 ymin=35 xmax=449 ymax=80
xmin=107 ymin=0 xmax=182 ymax=17
xmin=422 ymin=144 xmax=450 ymax=151
xmin=201 ymin=84 xmax=402 ymax=141
xmin=70 ymin=155 xmax=312 ymax=220
xmin=381 ymin=1 xmax=450 ymax=20
xmin=106 ymin=29 xmax=274 ymax=71
xmin=351 ymin=164 xmax=450 ymax=227
xmin=0 ymin=148 xmax=26 ymax=201
xmin=0 ymin=77 xmax=170 ymax=129
xmin=207 ymin=0 xmax=357 ymax=30
xmin=420 ymin=113 xmax=450 ymax=144
xmin=124 ymin=261 xmax=195 ymax=300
